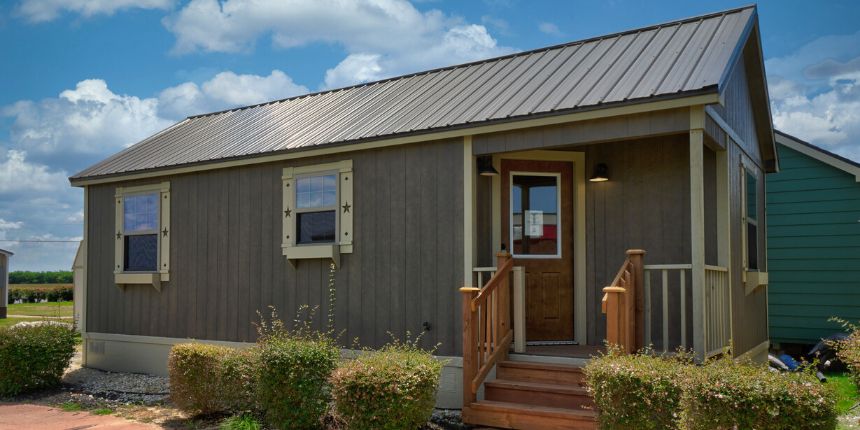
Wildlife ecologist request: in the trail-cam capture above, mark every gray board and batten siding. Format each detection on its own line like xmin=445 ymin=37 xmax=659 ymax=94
xmin=86 ymin=139 xmax=465 ymax=355
xmin=72 ymin=6 xmax=757 ymax=182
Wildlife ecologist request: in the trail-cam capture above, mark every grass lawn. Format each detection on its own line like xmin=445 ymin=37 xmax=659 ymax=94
xmin=7 ymin=301 xmax=73 ymax=318
xmin=9 ymin=283 xmax=73 ymax=290
xmin=829 ymin=372 xmax=860 ymax=414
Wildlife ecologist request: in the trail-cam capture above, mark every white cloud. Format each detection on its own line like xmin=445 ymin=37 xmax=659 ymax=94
xmin=0 ymin=219 xmax=23 ymax=232
xmin=0 ymin=150 xmax=68 ymax=193
xmin=16 ymin=0 xmax=174 ymax=23
xmin=538 ymin=22 xmax=563 ymax=37
xmin=766 ymin=32 xmax=860 ymax=163
xmin=163 ymin=0 xmax=514 ymax=88
xmin=158 ymin=70 xmax=309 ymax=118
xmin=0 ymin=70 xmax=307 ymax=270
xmin=2 ymin=79 xmax=171 ymax=159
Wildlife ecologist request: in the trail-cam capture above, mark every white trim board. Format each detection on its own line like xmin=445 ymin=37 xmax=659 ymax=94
xmin=775 ymin=131 xmax=860 ymax=182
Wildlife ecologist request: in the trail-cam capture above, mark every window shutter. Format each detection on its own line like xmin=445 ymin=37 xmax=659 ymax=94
xmin=282 ymin=167 xmax=296 ymax=254
xmin=159 ymin=181 xmax=171 ymax=280
xmin=339 ymin=164 xmax=353 ymax=251
xmin=114 ymin=188 xmax=124 ymax=274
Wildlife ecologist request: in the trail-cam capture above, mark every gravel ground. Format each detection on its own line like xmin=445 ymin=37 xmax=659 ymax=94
xmin=61 ymin=350 xmax=170 ymax=405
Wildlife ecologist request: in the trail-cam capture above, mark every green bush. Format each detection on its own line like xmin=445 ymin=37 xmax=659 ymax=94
xmin=0 ymin=324 xmax=77 ymax=397
xmin=8 ymin=285 xmax=73 ymax=304
xmin=257 ymin=334 xmax=339 ymax=429
xmin=681 ymin=358 xmax=838 ymax=430
xmin=584 ymin=349 xmax=686 ymax=430
xmin=330 ymin=343 xmax=444 ymax=430
xmin=837 ymin=328 xmax=860 ymax=388
xmin=168 ymin=343 xmax=259 ymax=415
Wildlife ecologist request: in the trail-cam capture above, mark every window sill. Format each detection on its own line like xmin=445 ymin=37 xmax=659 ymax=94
xmin=282 ymin=243 xmax=341 ymax=267
xmin=115 ymin=272 xmax=168 ymax=291
xmin=744 ymin=270 xmax=767 ymax=295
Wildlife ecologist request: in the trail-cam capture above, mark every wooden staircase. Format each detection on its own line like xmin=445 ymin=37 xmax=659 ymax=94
xmin=462 ymin=360 xmax=597 ymax=429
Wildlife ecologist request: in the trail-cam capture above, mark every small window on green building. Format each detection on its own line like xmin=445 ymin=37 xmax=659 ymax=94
xmin=744 ymin=169 xmax=758 ymax=270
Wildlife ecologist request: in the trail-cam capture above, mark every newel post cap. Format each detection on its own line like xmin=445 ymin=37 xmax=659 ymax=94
xmin=626 ymin=249 xmax=646 ymax=256
xmin=603 ymin=286 xmax=626 ymax=293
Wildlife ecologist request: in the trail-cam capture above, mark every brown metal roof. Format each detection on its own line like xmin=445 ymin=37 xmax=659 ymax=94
xmin=72 ymin=6 xmax=757 ymax=181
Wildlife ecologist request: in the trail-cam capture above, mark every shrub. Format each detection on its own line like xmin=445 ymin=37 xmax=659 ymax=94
xmin=168 ymin=343 xmax=259 ymax=415
xmin=330 ymin=342 xmax=444 ymax=430
xmin=257 ymin=334 xmax=339 ymax=429
xmin=836 ymin=327 xmax=860 ymax=387
xmin=0 ymin=324 xmax=77 ymax=397
xmin=681 ymin=358 xmax=838 ymax=430
xmin=584 ymin=349 xmax=686 ymax=430
xmin=8 ymin=285 xmax=73 ymax=304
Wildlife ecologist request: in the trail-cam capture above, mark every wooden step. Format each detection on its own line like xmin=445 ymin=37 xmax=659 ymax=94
xmin=485 ymin=379 xmax=594 ymax=410
xmin=496 ymin=360 xmax=586 ymax=386
xmin=462 ymin=400 xmax=597 ymax=430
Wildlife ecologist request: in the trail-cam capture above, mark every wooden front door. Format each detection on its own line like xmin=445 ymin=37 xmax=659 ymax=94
xmin=502 ymin=159 xmax=574 ymax=342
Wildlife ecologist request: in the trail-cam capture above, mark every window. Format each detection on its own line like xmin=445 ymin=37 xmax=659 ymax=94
xmin=282 ymin=161 xmax=353 ymax=265
xmin=511 ymin=173 xmax=561 ymax=257
xmin=743 ymin=168 xmax=758 ymax=270
xmin=123 ymin=193 xmax=159 ymax=271
xmin=296 ymin=173 xmax=338 ymax=244
xmin=114 ymin=182 xmax=170 ymax=288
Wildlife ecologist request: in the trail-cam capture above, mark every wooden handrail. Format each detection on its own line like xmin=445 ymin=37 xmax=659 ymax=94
xmin=462 ymin=251 xmax=513 ymax=405
xmin=601 ymin=249 xmax=645 ymax=354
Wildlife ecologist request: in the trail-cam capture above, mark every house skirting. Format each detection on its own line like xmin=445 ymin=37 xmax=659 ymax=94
xmin=83 ymin=332 xmax=464 ymax=409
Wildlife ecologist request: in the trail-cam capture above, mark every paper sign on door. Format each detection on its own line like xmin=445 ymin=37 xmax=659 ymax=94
xmin=525 ymin=210 xmax=543 ymax=237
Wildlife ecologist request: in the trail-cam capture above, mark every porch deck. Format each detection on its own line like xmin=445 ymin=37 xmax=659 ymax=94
xmin=520 ymin=345 xmax=604 ymax=359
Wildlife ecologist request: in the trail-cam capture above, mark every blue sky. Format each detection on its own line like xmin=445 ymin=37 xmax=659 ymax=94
xmin=1 ymin=0 xmax=859 ymax=270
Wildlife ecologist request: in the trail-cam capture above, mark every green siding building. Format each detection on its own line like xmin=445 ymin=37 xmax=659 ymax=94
xmin=767 ymin=131 xmax=860 ymax=345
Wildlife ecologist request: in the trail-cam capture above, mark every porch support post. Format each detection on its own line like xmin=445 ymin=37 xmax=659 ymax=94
xmin=715 ymin=131 xmax=734 ymax=357
xmin=690 ymin=106 xmax=706 ymax=361
xmin=463 ymin=136 xmax=475 ymax=287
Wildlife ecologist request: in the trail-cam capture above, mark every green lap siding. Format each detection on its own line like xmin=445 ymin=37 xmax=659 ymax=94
xmin=767 ymin=143 xmax=860 ymax=345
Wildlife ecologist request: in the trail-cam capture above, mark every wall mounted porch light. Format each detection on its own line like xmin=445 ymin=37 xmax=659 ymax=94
xmin=477 ymin=155 xmax=499 ymax=176
xmin=589 ymin=163 xmax=609 ymax=182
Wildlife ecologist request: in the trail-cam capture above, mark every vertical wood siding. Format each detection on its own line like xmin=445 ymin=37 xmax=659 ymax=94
xmin=729 ymin=137 xmax=769 ymax=353
xmin=583 ymin=135 xmax=692 ymax=346
xmin=711 ymin=55 xmax=763 ymax=167
xmin=86 ymin=139 xmax=465 ymax=355
xmin=767 ymin=144 xmax=860 ymax=344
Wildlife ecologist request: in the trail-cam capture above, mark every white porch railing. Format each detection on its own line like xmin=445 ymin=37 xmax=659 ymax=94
xmin=704 ymin=265 xmax=730 ymax=358
xmin=643 ymin=264 xmax=729 ymax=356
xmin=473 ymin=266 xmax=526 ymax=353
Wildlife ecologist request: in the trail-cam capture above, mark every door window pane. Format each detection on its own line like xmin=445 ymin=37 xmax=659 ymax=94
xmin=512 ymin=174 xmax=559 ymax=256
xmin=297 ymin=210 xmax=336 ymax=244
xmin=124 ymin=234 xmax=158 ymax=271
xmin=123 ymin=193 xmax=159 ymax=233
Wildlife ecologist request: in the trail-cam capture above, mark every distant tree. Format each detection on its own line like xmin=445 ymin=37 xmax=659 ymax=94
xmin=8 ymin=271 xmax=73 ymax=284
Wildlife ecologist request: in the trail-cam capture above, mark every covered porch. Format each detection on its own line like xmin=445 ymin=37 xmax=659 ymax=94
xmin=457 ymin=104 xmax=745 ymax=428
xmin=462 ymin=103 xmax=735 ymax=359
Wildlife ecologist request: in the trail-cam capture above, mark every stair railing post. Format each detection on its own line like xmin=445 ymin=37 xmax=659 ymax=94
xmin=626 ymin=249 xmax=646 ymax=351
xmin=496 ymin=251 xmax=511 ymax=361
xmin=460 ymin=285 xmax=480 ymax=406
xmin=602 ymin=286 xmax=626 ymax=352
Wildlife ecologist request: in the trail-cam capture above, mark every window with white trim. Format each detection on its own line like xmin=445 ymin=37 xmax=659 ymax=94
xmin=114 ymin=182 xmax=170 ymax=288
xmin=742 ymin=167 xmax=758 ymax=271
xmin=282 ymin=161 xmax=353 ymax=265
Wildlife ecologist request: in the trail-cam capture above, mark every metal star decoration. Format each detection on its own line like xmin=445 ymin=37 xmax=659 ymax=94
xmin=162 ymin=227 xmax=169 ymax=237
xmin=284 ymin=208 xmax=292 ymax=218
xmin=342 ymin=202 xmax=351 ymax=213
xmin=116 ymin=231 xmax=122 ymax=240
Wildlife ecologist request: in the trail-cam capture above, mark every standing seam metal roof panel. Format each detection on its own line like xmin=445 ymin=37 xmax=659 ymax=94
xmin=72 ymin=6 xmax=758 ymax=180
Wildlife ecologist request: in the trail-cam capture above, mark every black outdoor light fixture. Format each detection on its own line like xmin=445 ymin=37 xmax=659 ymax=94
xmin=589 ymin=163 xmax=609 ymax=182
xmin=477 ymin=155 xmax=499 ymax=176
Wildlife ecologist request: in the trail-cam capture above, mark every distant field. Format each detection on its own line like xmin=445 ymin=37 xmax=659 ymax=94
xmin=8 ymin=301 xmax=73 ymax=318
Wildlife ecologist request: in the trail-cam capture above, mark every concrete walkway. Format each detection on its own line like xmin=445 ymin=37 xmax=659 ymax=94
xmin=0 ymin=404 xmax=160 ymax=429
